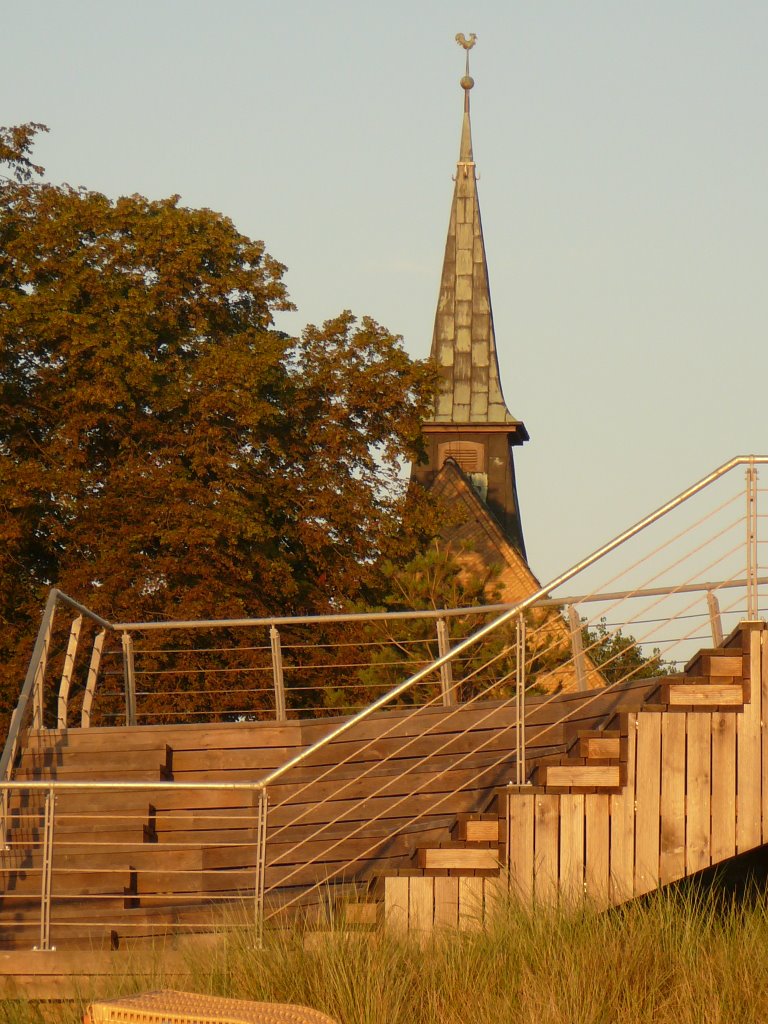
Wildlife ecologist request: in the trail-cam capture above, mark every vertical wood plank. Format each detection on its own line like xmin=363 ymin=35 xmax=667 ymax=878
xmin=385 ymin=876 xmax=409 ymax=933
xmin=585 ymin=793 xmax=610 ymax=908
xmin=762 ymin=631 xmax=768 ymax=843
xmin=483 ymin=875 xmax=506 ymax=927
xmin=433 ymin=877 xmax=459 ymax=930
xmin=685 ymin=711 xmax=711 ymax=874
xmin=458 ymin=876 xmax=483 ymax=931
xmin=659 ymin=712 xmax=686 ymax=885
xmin=737 ymin=627 xmax=762 ymax=853
xmin=508 ymin=792 xmax=534 ymax=906
xmin=409 ymin=877 xmax=434 ymax=935
xmin=610 ymin=713 xmax=636 ymax=905
xmin=634 ymin=712 xmax=661 ymax=896
xmin=559 ymin=794 xmax=584 ymax=906
xmin=711 ymin=712 xmax=736 ymax=862
xmin=534 ymin=794 xmax=560 ymax=906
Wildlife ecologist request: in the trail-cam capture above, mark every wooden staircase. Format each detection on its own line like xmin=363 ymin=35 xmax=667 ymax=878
xmin=0 ymin=669 xmax=658 ymax=951
xmin=0 ymin=622 xmax=765 ymax=954
xmin=383 ymin=622 xmax=767 ymax=933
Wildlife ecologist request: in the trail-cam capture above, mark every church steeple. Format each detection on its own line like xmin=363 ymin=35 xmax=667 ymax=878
xmin=412 ymin=36 xmax=529 ymax=556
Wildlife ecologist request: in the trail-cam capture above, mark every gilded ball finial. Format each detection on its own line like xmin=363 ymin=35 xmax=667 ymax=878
xmin=460 ymin=75 xmax=474 ymax=91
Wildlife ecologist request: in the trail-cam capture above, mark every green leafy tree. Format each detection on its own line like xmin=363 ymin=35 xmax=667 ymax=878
xmin=0 ymin=124 xmax=437 ymax=728
xmin=582 ymin=618 xmax=675 ymax=685
xmin=345 ymin=540 xmax=568 ymax=709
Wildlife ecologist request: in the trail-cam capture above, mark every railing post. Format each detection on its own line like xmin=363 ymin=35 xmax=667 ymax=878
xmin=436 ymin=618 xmax=455 ymax=707
xmin=514 ymin=613 xmax=527 ymax=786
xmin=270 ymin=626 xmax=286 ymax=721
xmin=746 ymin=462 xmax=759 ymax=620
xmin=254 ymin=787 xmax=268 ymax=945
xmin=37 ymin=786 xmax=55 ymax=951
xmin=567 ymin=604 xmax=587 ymax=691
xmin=0 ymin=712 xmax=16 ymax=849
xmin=121 ymin=632 xmax=137 ymax=727
xmin=32 ymin=605 xmax=57 ymax=731
xmin=81 ymin=629 xmax=106 ymax=728
xmin=57 ymin=615 xmax=83 ymax=729
xmin=706 ymin=590 xmax=724 ymax=647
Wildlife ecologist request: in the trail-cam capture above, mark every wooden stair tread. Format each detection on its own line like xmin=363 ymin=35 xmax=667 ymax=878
xmin=538 ymin=764 xmax=622 ymax=788
xmin=661 ymin=681 xmax=745 ymax=706
xmin=416 ymin=847 xmax=499 ymax=871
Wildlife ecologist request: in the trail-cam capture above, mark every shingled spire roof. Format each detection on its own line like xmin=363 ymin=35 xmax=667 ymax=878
xmin=412 ymin=40 xmax=528 ymax=556
xmin=428 ymin=66 xmax=527 ymax=436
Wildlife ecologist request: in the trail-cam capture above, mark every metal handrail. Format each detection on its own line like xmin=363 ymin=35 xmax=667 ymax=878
xmin=50 ymin=592 xmax=112 ymax=631
xmin=109 ymin=575 xmax=768 ymax=630
xmin=257 ymin=455 xmax=768 ymax=789
xmin=0 ymin=780 xmax=264 ymax=791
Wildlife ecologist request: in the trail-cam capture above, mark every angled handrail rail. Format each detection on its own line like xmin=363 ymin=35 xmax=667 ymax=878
xmin=0 ymin=590 xmax=115 ymax=847
xmin=0 ymin=590 xmax=113 ymax=779
xmin=257 ymin=455 xmax=768 ymax=789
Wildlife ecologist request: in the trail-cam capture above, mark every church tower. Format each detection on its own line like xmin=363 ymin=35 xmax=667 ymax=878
xmin=411 ymin=41 xmax=529 ymax=558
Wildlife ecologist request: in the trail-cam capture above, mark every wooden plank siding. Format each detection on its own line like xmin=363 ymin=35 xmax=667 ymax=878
xmin=685 ymin=711 xmax=711 ymax=874
xmin=659 ymin=712 xmax=686 ymax=886
xmin=634 ymin=711 xmax=662 ymax=895
xmin=711 ymin=711 xmax=737 ymax=861
xmin=533 ymin=795 xmax=559 ymax=906
xmin=507 ymin=790 xmax=534 ymax=903
xmin=503 ymin=623 xmax=766 ymax=913
xmin=737 ymin=628 xmax=763 ymax=852
xmin=609 ymin=712 xmax=636 ymax=903
xmin=763 ymin=629 xmax=768 ymax=844
xmin=585 ymin=794 xmax=610 ymax=909
xmin=559 ymin=794 xmax=584 ymax=906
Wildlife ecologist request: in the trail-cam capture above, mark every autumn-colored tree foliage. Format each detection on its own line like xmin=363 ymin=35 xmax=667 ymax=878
xmin=0 ymin=124 xmax=437 ymax=726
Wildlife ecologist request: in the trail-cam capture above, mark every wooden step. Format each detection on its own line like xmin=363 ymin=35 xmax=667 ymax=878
xmin=660 ymin=681 xmax=745 ymax=707
xmin=567 ymin=730 xmax=621 ymax=760
xmin=685 ymin=648 xmax=746 ymax=679
xmin=537 ymin=764 xmax=621 ymax=789
xmin=455 ymin=817 xmax=500 ymax=843
xmin=415 ymin=847 xmax=499 ymax=871
xmin=17 ymin=745 xmax=172 ymax=776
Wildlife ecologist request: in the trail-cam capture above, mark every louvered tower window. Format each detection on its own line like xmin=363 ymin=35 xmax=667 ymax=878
xmin=438 ymin=441 xmax=488 ymax=502
xmin=437 ymin=441 xmax=485 ymax=473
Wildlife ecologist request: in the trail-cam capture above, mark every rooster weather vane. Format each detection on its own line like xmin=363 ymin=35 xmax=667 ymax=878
xmin=455 ymin=32 xmax=477 ymax=81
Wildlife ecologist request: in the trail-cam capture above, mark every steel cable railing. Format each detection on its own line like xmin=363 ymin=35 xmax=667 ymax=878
xmin=0 ymin=779 xmax=267 ymax=951
xmin=262 ymin=579 xmax=753 ymax=922
xmin=261 ymin=513 xmax=746 ymax=837
xmin=254 ymin=459 xmax=766 ymax=914
xmin=262 ymin=552 xmax=748 ymax=905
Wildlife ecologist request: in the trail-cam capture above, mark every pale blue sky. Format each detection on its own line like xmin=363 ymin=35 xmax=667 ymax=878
xmin=5 ymin=1 xmax=768 ymax=583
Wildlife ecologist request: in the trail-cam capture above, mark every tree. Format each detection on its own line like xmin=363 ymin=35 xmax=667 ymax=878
xmin=0 ymin=124 xmax=437 ymax=727
xmin=582 ymin=618 xmax=675 ymax=684
xmin=344 ymin=544 xmax=677 ymax=711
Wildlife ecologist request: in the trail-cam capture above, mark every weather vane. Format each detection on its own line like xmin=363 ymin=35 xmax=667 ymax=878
xmin=455 ymin=32 xmax=477 ymax=85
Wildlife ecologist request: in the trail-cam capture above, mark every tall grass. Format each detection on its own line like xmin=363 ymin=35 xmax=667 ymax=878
xmin=6 ymin=888 xmax=768 ymax=1024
